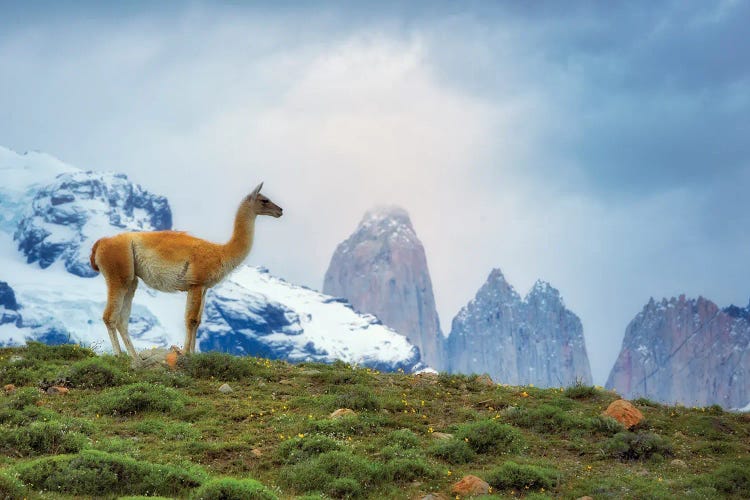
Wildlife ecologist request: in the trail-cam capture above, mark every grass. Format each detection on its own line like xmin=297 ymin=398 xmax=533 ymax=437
xmin=0 ymin=344 xmax=747 ymax=499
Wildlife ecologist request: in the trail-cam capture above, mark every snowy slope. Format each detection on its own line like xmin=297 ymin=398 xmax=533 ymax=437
xmin=0 ymin=146 xmax=423 ymax=371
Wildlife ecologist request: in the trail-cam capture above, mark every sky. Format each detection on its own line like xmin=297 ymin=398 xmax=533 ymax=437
xmin=1 ymin=0 xmax=748 ymax=384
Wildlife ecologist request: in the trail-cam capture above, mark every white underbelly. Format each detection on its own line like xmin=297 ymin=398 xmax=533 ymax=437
xmin=133 ymin=253 xmax=190 ymax=292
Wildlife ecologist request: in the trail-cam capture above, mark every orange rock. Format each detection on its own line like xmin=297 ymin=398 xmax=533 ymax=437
xmin=451 ymin=475 xmax=490 ymax=497
xmin=46 ymin=386 xmax=69 ymax=395
xmin=603 ymin=399 xmax=644 ymax=429
xmin=329 ymin=408 xmax=356 ymax=419
xmin=3 ymin=384 xmax=15 ymax=394
xmin=165 ymin=351 xmax=179 ymax=370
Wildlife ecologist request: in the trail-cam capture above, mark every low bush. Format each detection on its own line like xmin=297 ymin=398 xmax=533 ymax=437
xmin=190 ymin=477 xmax=278 ymax=500
xmin=3 ymin=387 xmax=41 ymax=410
xmin=90 ymin=383 xmax=187 ymax=416
xmin=589 ymin=415 xmax=626 ymax=436
xmin=694 ymin=461 xmax=750 ymax=496
xmin=0 ymin=420 xmax=89 ymax=456
xmin=383 ymin=456 xmax=437 ymax=483
xmin=14 ymin=449 xmax=206 ymax=497
xmin=386 ymin=429 xmax=421 ymax=449
xmin=24 ymin=341 xmax=95 ymax=361
xmin=306 ymin=413 xmax=395 ymax=438
xmin=177 ymin=352 xmax=254 ymax=381
xmin=485 ymin=461 xmax=559 ymax=491
xmin=505 ymin=404 xmax=583 ymax=433
xmin=563 ymin=383 xmax=599 ymax=399
xmin=280 ymin=450 xmax=383 ymax=497
xmin=603 ymin=432 xmax=673 ymax=460
xmin=0 ymin=471 xmax=26 ymax=499
xmin=66 ymin=356 xmax=130 ymax=389
xmin=428 ymin=439 xmax=476 ymax=464
xmin=276 ymin=434 xmax=343 ymax=464
xmin=331 ymin=385 xmax=380 ymax=411
xmin=454 ymin=420 xmax=523 ymax=454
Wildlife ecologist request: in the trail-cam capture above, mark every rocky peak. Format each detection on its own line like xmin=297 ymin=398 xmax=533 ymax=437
xmin=323 ymin=206 xmax=444 ymax=369
xmin=0 ymin=281 xmax=21 ymax=327
xmin=606 ymin=294 xmax=750 ymax=408
xmin=448 ymin=268 xmax=592 ymax=387
xmin=13 ymin=170 xmax=172 ymax=277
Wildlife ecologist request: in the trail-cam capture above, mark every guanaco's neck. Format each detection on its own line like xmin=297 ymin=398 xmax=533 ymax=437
xmin=222 ymin=199 xmax=257 ymax=269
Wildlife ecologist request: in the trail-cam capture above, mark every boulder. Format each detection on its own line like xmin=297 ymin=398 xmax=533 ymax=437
xmin=218 ymin=383 xmax=234 ymax=394
xmin=603 ymin=399 xmax=644 ymax=429
xmin=46 ymin=386 xmax=69 ymax=395
xmin=451 ymin=475 xmax=490 ymax=497
xmin=330 ymin=408 xmax=356 ymax=419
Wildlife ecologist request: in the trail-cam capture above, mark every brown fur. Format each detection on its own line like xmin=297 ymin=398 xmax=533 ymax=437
xmin=91 ymin=183 xmax=282 ymax=358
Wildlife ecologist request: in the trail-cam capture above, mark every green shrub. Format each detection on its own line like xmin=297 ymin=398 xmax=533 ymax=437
xmin=66 ymin=357 xmax=130 ymax=389
xmin=386 ymin=429 xmax=420 ymax=449
xmin=276 ymin=434 xmax=343 ymax=464
xmin=15 ymin=449 xmax=206 ymax=496
xmin=0 ymin=471 xmax=26 ymax=499
xmin=306 ymin=414 xmax=394 ymax=438
xmin=131 ymin=419 xmax=200 ymax=441
xmin=280 ymin=450 xmax=383 ymax=497
xmin=90 ymin=383 xmax=187 ymax=416
xmin=177 ymin=352 xmax=254 ymax=380
xmin=0 ymin=420 xmax=89 ymax=456
xmin=4 ymin=387 xmax=41 ymax=410
xmin=331 ymin=385 xmax=380 ymax=411
xmin=428 ymin=439 xmax=476 ymax=464
xmin=589 ymin=415 xmax=626 ymax=436
xmin=698 ymin=462 xmax=750 ymax=496
xmin=25 ymin=341 xmax=95 ymax=361
xmin=0 ymin=404 xmax=60 ymax=427
xmin=485 ymin=461 xmax=559 ymax=490
xmin=384 ymin=457 xmax=437 ymax=483
xmin=563 ymin=383 xmax=598 ymax=399
xmin=378 ymin=444 xmax=422 ymax=461
xmin=190 ymin=477 xmax=278 ymax=500
xmin=454 ymin=420 xmax=523 ymax=454
xmin=604 ymin=432 xmax=673 ymax=460
xmin=505 ymin=404 xmax=582 ymax=433
xmin=0 ymin=356 xmax=45 ymax=385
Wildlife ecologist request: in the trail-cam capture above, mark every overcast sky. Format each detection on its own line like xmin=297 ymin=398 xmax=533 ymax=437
xmin=2 ymin=1 xmax=748 ymax=383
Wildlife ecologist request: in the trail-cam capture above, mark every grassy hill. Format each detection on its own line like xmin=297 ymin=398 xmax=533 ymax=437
xmin=0 ymin=343 xmax=748 ymax=499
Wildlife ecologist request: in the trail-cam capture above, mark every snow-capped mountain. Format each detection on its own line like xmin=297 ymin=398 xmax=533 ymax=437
xmin=323 ymin=206 xmax=444 ymax=369
xmin=0 ymin=146 xmax=423 ymax=371
xmin=447 ymin=268 xmax=592 ymax=387
xmin=606 ymin=295 xmax=750 ymax=408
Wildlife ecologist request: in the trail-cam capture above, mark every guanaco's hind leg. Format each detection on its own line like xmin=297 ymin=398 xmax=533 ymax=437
xmin=97 ymin=236 xmax=136 ymax=357
xmin=185 ymin=286 xmax=207 ymax=354
xmin=116 ymin=279 xmax=139 ymax=359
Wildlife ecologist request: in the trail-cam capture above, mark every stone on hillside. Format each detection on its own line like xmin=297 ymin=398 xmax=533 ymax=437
xmin=218 ymin=383 xmax=234 ymax=394
xmin=46 ymin=386 xmax=69 ymax=395
xmin=134 ymin=347 xmax=173 ymax=370
xmin=603 ymin=399 xmax=644 ymax=429
xmin=420 ymin=493 xmax=449 ymax=500
xmin=670 ymin=459 xmax=687 ymax=468
xmin=476 ymin=374 xmax=495 ymax=387
xmin=3 ymin=384 xmax=15 ymax=394
xmin=330 ymin=408 xmax=356 ymax=419
xmin=250 ymin=448 xmax=262 ymax=458
xmin=577 ymin=497 xmax=594 ymax=500
xmin=451 ymin=475 xmax=490 ymax=497
xmin=431 ymin=432 xmax=454 ymax=440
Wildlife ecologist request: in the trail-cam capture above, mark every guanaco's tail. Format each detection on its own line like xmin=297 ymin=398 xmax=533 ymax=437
xmin=90 ymin=238 xmax=101 ymax=272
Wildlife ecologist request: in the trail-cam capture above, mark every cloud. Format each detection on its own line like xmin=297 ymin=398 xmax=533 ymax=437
xmin=1 ymin=2 xmax=748 ymax=383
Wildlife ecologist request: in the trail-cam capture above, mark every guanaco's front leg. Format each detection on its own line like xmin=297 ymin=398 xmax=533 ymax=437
xmin=184 ymin=286 xmax=207 ymax=354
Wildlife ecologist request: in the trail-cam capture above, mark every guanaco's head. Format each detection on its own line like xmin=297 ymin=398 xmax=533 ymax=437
xmin=247 ymin=182 xmax=283 ymax=218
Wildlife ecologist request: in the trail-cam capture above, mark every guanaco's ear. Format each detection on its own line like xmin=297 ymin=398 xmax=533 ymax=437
xmin=249 ymin=182 xmax=264 ymax=200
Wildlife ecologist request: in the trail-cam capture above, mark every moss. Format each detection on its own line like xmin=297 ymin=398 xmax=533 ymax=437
xmin=383 ymin=456 xmax=437 ymax=483
xmin=0 ymin=420 xmax=89 ymax=456
xmin=276 ymin=434 xmax=343 ymax=464
xmin=177 ymin=352 xmax=256 ymax=380
xmin=505 ymin=404 xmax=585 ymax=433
xmin=330 ymin=385 xmax=380 ymax=411
xmin=24 ymin=341 xmax=95 ymax=361
xmin=280 ymin=451 xmax=383 ymax=497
